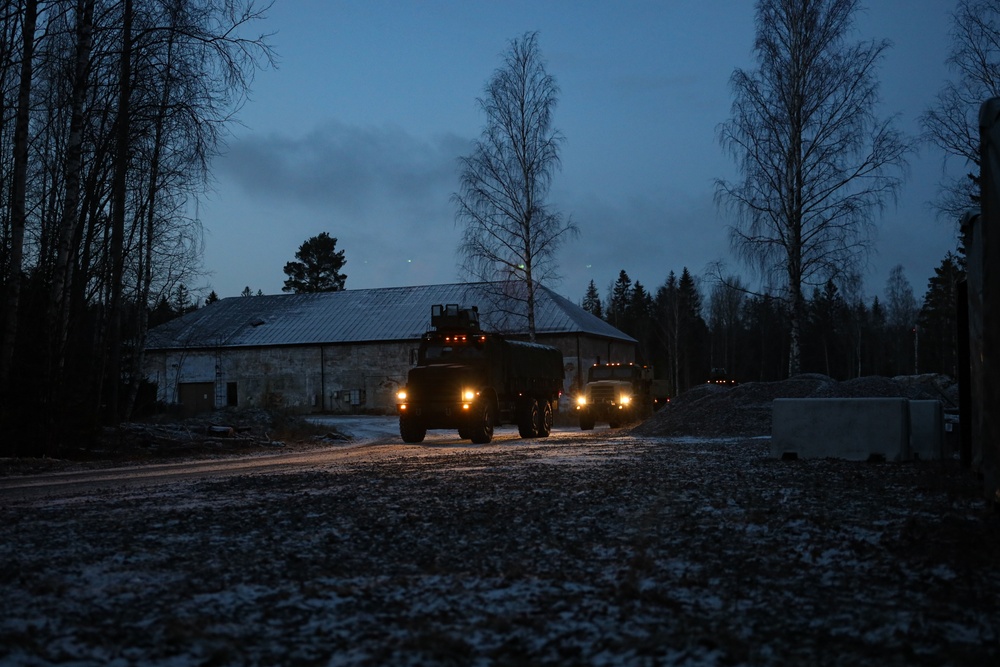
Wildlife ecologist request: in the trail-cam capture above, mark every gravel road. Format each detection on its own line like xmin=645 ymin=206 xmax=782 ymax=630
xmin=1 ymin=416 xmax=997 ymax=666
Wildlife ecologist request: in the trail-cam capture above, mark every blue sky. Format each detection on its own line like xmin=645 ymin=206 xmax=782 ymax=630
xmin=199 ymin=0 xmax=960 ymax=305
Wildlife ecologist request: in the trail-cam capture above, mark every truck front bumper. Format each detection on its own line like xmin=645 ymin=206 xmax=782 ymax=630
xmin=398 ymin=401 xmax=480 ymax=429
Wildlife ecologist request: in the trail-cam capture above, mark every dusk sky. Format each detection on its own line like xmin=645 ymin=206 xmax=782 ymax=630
xmin=200 ymin=0 xmax=960 ymax=306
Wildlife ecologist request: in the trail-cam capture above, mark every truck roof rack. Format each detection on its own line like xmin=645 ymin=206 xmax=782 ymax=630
xmin=430 ymin=304 xmax=480 ymax=332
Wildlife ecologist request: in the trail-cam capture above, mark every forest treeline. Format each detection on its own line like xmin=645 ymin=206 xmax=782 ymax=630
xmin=582 ymin=253 xmax=963 ymax=398
xmin=0 ymin=1 xmax=273 ymax=455
xmin=0 ymin=0 xmax=973 ymax=458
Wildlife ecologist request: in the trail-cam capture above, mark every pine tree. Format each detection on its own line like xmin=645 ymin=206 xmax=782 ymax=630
xmin=608 ymin=270 xmax=632 ymax=330
xmin=628 ymin=281 xmax=654 ymax=363
xmin=173 ymin=284 xmax=194 ymax=314
xmin=677 ymin=269 xmax=708 ymax=388
xmin=581 ymin=280 xmax=603 ymax=319
xmin=149 ymin=296 xmax=177 ymax=328
xmin=653 ymin=269 xmax=708 ymax=394
xmin=654 ymin=273 xmax=679 ymax=394
xmin=918 ymin=252 xmax=964 ymax=377
xmin=865 ymin=296 xmax=888 ymax=376
xmin=282 ymin=232 xmax=347 ymax=293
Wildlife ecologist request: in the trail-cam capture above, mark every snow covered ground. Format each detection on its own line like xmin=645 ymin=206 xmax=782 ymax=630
xmin=1 ymin=424 xmax=998 ymax=666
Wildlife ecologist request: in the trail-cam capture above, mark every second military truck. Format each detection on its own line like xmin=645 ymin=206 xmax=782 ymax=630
xmin=574 ymin=362 xmax=654 ymax=429
xmin=396 ymin=304 xmax=564 ymax=444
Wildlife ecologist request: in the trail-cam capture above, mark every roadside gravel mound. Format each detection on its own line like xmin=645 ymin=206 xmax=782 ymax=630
xmin=633 ymin=373 xmax=957 ymax=439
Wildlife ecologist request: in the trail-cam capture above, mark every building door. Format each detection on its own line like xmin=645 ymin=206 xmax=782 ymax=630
xmin=178 ymin=382 xmax=215 ymax=416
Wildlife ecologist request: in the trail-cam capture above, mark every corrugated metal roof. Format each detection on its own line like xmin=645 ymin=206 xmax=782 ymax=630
xmin=146 ymin=283 xmax=634 ymax=351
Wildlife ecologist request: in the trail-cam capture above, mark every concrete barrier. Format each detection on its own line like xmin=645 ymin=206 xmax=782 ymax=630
xmin=771 ymin=398 xmax=910 ymax=461
xmin=909 ymin=400 xmax=944 ymax=461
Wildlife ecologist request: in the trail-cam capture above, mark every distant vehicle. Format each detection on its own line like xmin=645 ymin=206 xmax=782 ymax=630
xmin=574 ymin=362 xmax=654 ymax=429
xmin=652 ymin=379 xmax=671 ymax=411
xmin=396 ymin=304 xmax=563 ymax=444
xmin=707 ymin=368 xmax=738 ymax=386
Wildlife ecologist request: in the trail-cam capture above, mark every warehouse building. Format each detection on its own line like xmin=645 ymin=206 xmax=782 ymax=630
xmin=143 ymin=283 xmax=636 ymax=415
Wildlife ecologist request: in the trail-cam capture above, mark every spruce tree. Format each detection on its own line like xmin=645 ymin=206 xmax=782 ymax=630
xmin=282 ymin=232 xmax=347 ymax=293
xmin=581 ymin=280 xmax=603 ymax=319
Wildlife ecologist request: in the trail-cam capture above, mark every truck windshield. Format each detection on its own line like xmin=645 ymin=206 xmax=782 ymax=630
xmin=423 ymin=343 xmax=485 ymax=363
xmin=590 ymin=366 xmax=636 ymax=381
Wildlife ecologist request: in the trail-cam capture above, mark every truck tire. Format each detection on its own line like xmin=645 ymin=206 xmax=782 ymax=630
xmin=580 ymin=412 xmax=595 ymax=430
xmin=536 ymin=400 xmax=553 ymax=437
xmin=470 ymin=400 xmax=494 ymax=444
xmin=399 ymin=416 xmax=426 ymax=443
xmin=518 ymin=399 xmax=539 ymax=438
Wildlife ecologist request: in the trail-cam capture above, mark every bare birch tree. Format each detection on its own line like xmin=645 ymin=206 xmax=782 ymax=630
xmin=716 ymin=0 xmax=908 ymax=376
xmin=454 ymin=31 xmax=577 ymax=340
xmin=0 ymin=1 xmax=275 ymax=452
xmin=0 ymin=0 xmax=38 ymax=388
xmin=921 ymin=0 xmax=1000 ymax=218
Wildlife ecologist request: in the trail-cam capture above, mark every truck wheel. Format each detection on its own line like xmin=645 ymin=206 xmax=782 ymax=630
xmin=580 ymin=413 xmax=595 ymax=430
xmin=399 ymin=416 xmax=426 ymax=443
xmin=458 ymin=428 xmax=471 ymax=440
xmin=470 ymin=401 xmax=494 ymax=444
xmin=518 ymin=399 xmax=539 ymax=438
xmin=536 ymin=400 xmax=553 ymax=437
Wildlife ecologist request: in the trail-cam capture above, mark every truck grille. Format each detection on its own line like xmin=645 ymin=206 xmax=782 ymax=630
xmin=590 ymin=385 xmax=617 ymax=403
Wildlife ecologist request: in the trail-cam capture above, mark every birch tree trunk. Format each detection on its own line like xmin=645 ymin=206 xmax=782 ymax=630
xmin=1 ymin=0 xmax=38 ymax=387
xmin=105 ymin=0 xmax=132 ymax=425
xmin=48 ymin=0 xmax=95 ymax=385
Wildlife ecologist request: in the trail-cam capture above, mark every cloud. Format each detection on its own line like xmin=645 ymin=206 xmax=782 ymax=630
xmin=219 ymin=121 xmax=470 ymax=218
xmin=202 ymin=121 xmax=477 ymax=294
xmin=210 ymin=120 xmax=733 ymax=299
xmin=553 ymin=188 xmax=732 ymax=299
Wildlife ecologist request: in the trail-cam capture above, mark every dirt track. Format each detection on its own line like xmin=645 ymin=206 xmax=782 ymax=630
xmin=2 ymin=422 xmax=998 ymax=666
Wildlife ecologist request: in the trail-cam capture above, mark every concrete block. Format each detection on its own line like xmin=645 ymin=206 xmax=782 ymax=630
xmin=772 ymin=398 xmax=910 ymax=461
xmin=909 ymin=400 xmax=944 ymax=461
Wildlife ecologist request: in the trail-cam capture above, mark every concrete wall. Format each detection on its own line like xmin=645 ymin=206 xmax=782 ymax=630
xmin=772 ymin=398 xmax=946 ymax=462
xmin=144 ymin=333 xmax=635 ymax=416
xmin=145 ymin=341 xmax=412 ymax=415
xmin=910 ymin=400 xmax=944 ymax=461
xmin=772 ymin=398 xmax=910 ymax=461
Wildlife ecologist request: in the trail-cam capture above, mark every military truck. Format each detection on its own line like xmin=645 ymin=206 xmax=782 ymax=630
xmin=396 ymin=304 xmax=564 ymax=444
xmin=707 ymin=367 xmax=739 ymax=386
xmin=574 ymin=362 xmax=654 ymax=430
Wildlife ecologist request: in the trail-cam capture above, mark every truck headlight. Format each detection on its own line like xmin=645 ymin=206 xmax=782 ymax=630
xmin=462 ymin=389 xmax=476 ymax=401
xmin=620 ymin=395 xmax=631 ymax=405
xmin=397 ymin=390 xmax=407 ymax=401
xmin=576 ymin=395 xmax=587 ymax=407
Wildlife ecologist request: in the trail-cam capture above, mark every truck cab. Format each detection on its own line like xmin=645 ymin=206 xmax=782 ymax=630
xmin=574 ymin=362 xmax=653 ymax=429
xmin=396 ymin=305 xmax=563 ymax=444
